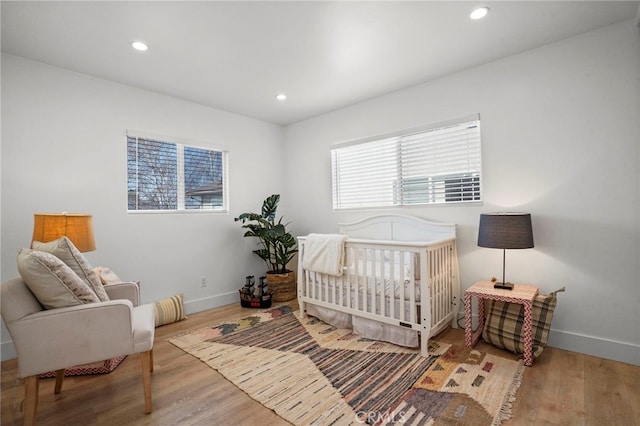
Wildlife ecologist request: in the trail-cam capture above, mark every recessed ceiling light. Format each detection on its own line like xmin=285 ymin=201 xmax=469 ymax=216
xmin=275 ymin=93 xmax=287 ymax=101
xmin=470 ymin=6 xmax=489 ymax=20
xmin=131 ymin=41 xmax=148 ymax=51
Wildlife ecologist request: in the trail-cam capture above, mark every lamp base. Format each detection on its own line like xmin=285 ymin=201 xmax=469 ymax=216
xmin=493 ymin=281 xmax=514 ymax=290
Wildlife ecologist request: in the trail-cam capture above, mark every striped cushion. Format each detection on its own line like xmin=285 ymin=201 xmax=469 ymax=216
xmin=154 ymin=294 xmax=186 ymax=327
xmin=482 ymin=287 xmax=564 ymax=358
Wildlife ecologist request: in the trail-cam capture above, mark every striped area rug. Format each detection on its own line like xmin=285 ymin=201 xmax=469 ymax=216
xmin=170 ymin=307 xmax=524 ymax=425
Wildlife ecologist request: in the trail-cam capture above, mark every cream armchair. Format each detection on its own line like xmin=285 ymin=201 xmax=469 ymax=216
xmin=1 ymin=278 xmax=155 ymax=425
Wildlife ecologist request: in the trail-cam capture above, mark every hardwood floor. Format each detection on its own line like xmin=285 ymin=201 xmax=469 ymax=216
xmin=2 ymin=301 xmax=638 ymax=426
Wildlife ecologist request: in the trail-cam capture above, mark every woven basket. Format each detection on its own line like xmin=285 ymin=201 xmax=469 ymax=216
xmin=267 ymin=271 xmax=296 ymax=302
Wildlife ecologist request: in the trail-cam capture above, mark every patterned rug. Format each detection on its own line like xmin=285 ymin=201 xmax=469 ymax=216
xmin=170 ymin=306 xmax=524 ymax=425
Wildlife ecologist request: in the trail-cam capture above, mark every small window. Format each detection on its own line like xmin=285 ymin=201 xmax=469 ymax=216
xmin=331 ymin=116 xmax=482 ymax=209
xmin=127 ymin=134 xmax=227 ymax=212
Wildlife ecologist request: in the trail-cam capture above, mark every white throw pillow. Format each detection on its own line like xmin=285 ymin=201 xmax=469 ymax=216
xmin=32 ymin=237 xmax=109 ymax=302
xmin=17 ymin=249 xmax=101 ymax=309
xmin=93 ymin=266 xmax=123 ymax=285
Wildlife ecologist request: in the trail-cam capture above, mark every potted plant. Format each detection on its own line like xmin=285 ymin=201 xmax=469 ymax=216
xmin=234 ymin=194 xmax=298 ymax=301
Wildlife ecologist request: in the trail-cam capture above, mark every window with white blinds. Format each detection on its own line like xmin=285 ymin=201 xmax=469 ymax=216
xmin=127 ymin=134 xmax=227 ymax=212
xmin=331 ymin=116 xmax=481 ymax=209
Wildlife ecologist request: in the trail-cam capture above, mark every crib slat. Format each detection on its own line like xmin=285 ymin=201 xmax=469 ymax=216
xmin=354 ymin=248 xmax=360 ymax=311
xmin=438 ymin=248 xmax=443 ymax=324
xmin=344 ymin=247 xmax=350 ymax=309
xmin=442 ymin=246 xmax=448 ymax=319
xmin=382 ymin=249 xmax=387 ymax=317
xmin=409 ymin=252 xmax=416 ymax=324
xmin=389 ymin=250 xmax=396 ymax=321
xmin=364 ymin=248 xmax=370 ymax=315
xmin=432 ymin=249 xmax=438 ymax=326
xmin=437 ymin=247 xmax=443 ymax=324
xmin=371 ymin=248 xmax=377 ymax=316
xmin=399 ymin=251 xmax=405 ymax=322
xmin=443 ymin=246 xmax=449 ymax=318
xmin=338 ymin=255 xmax=344 ymax=307
xmin=422 ymin=248 xmax=432 ymax=331
xmin=323 ymin=270 xmax=327 ymax=302
xmin=313 ymin=271 xmax=316 ymax=302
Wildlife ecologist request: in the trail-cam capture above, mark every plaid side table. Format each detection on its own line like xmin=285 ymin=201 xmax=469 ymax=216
xmin=464 ymin=280 xmax=539 ymax=366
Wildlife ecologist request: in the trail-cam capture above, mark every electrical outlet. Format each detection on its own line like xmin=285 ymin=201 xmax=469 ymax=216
xmin=201 ymin=276 xmax=207 ymax=287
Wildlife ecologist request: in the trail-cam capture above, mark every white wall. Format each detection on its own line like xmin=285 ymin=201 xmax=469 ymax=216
xmin=284 ymin=21 xmax=640 ymax=365
xmin=1 ymin=54 xmax=285 ymax=359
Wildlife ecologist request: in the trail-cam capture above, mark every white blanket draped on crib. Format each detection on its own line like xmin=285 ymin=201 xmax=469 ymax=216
xmin=301 ymin=233 xmax=347 ymax=276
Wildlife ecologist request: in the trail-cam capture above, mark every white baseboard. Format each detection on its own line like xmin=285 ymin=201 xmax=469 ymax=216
xmin=183 ymin=291 xmax=238 ymax=315
xmin=548 ymin=329 xmax=640 ymax=366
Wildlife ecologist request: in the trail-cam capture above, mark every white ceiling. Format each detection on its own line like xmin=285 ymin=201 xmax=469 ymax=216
xmin=2 ymin=1 xmax=638 ymax=126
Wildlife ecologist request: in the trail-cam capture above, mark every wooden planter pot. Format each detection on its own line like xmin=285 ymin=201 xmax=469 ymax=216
xmin=267 ymin=271 xmax=296 ymax=302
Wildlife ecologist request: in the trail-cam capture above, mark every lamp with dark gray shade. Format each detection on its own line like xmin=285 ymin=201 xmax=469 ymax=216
xmin=477 ymin=213 xmax=534 ymax=290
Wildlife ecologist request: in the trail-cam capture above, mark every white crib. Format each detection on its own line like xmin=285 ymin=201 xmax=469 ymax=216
xmin=297 ymin=214 xmax=460 ymax=357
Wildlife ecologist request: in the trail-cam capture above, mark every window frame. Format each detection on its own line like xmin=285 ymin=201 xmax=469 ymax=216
xmin=330 ymin=114 xmax=482 ymax=210
xmin=126 ymin=131 xmax=229 ymax=214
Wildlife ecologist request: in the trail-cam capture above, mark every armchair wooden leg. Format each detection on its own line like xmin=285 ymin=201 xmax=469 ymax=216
xmin=150 ymin=349 xmax=154 ymax=373
xmin=140 ymin=350 xmax=153 ymax=413
xmin=23 ymin=375 xmax=39 ymax=426
xmin=54 ymin=369 xmax=65 ymax=394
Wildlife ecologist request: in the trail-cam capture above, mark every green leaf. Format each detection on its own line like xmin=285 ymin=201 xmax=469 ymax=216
xmin=261 ymin=194 xmax=280 ymax=222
